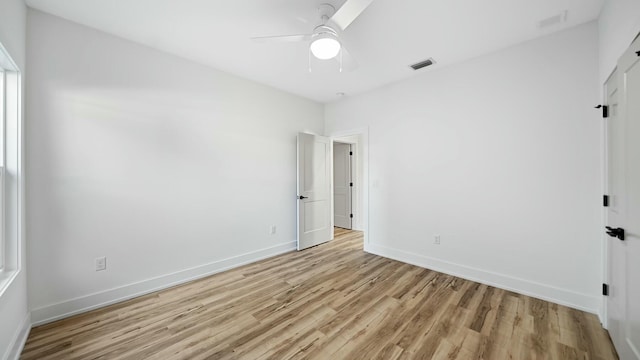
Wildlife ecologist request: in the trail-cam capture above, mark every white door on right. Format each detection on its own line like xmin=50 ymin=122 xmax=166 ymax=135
xmin=605 ymin=69 xmax=628 ymax=358
xmin=607 ymin=35 xmax=640 ymax=360
xmin=333 ymin=142 xmax=352 ymax=229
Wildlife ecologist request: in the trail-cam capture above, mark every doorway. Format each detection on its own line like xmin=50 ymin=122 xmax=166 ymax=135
xmin=330 ymin=129 xmax=368 ymax=248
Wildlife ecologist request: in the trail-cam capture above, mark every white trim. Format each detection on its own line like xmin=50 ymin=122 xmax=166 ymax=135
xmin=31 ymin=241 xmax=296 ymax=326
xmin=2 ymin=312 xmax=30 ymax=360
xmin=364 ymin=242 xmax=600 ymax=314
xmin=0 ymin=268 xmax=18 ymax=299
xmin=0 ymin=42 xmax=19 ymax=72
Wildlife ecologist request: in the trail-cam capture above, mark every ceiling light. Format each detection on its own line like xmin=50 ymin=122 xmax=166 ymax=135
xmin=310 ymin=37 xmax=341 ymax=59
xmin=310 ymin=26 xmax=341 ymax=60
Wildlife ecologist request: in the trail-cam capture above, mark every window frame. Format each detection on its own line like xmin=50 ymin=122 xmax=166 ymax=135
xmin=0 ymin=40 xmax=23 ymax=297
xmin=0 ymin=64 xmax=6 ymax=271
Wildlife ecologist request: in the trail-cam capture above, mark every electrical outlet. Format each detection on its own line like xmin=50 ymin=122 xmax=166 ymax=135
xmin=434 ymin=235 xmax=441 ymax=245
xmin=95 ymin=256 xmax=107 ymax=271
xmin=270 ymin=225 xmax=277 ymax=235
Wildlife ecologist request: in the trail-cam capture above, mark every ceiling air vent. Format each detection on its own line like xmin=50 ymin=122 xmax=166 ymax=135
xmin=410 ymin=58 xmax=436 ymax=71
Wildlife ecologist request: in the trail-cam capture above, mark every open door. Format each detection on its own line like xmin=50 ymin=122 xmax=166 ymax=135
xmin=333 ymin=142 xmax=352 ymax=229
xmin=606 ymin=35 xmax=640 ymax=360
xmin=605 ymin=68 xmax=627 ymax=358
xmin=297 ymin=133 xmax=332 ymax=250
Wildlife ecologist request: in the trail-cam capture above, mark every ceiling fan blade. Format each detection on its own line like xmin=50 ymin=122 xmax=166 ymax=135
xmin=251 ymin=34 xmax=312 ymax=43
xmin=335 ymin=46 xmax=358 ymax=72
xmin=330 ymin=0 xmax=374 ymax=30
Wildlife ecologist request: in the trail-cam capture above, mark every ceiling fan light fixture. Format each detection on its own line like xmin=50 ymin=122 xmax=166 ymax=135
xmin=310 ymin=37 xmax=341 ymax=59
xmin=310 ymin=26 xmax=341 ymax=60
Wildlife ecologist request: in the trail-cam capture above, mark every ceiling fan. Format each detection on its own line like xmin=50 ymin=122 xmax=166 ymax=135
xmin=251 ymin=0 xmax=374 ymax=71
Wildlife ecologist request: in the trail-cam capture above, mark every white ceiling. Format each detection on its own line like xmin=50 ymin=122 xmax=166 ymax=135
xmin=25 ymin=0 xmax=604 ymax=103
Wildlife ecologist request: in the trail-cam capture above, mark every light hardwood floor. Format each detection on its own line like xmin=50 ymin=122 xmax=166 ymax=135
xmin=22 ymin=228 xmax=617 ymax=359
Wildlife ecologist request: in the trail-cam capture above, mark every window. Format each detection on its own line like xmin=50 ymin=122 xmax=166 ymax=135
xmin=0 ymin=41 xmax=22 ymax=294
xmin=0 ymin=67 xmax=4 ymax=270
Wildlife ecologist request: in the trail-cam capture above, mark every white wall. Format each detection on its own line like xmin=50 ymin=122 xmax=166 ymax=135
xmin=0 ymin=0 xmax=29 ymax=359
xmin=326 ymin=22 xmax=602 ymax=312
xmin=26 ymin=10 xmax=324 ymax=324
xmin=598 ymin=0 xmax=640 ymax=83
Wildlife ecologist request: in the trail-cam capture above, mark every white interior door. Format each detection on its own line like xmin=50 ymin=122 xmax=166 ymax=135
xmin=605 ymin=68 xmax=627 ymax=356
xmin=297 ymin=133 xmax=332 ymax=250
xmin=619 ymin=36 xmax=640 ymax=359
xmin=607 ymin=36 xmax=640 ymax=360
xmin=333 ymin=142 xmax=352 ymax=229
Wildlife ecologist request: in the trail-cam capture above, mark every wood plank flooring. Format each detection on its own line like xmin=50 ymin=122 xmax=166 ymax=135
xmin=22 ymin=228 xmax=618 ymax=359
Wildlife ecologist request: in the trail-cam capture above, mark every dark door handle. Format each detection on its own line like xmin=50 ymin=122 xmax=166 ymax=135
xmin=298 ymin=195 xmax=308 ymax=200
xmin=606 ymin=226 xmax=625 ymax=240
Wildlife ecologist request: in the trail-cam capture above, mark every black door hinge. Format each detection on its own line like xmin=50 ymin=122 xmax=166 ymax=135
xmin=636 ymin=50 xmax=640 ymax=57
xmin=350 ymin=214 xmax=353 ymax=218
xmin=349 ymin=151 xmax=353 ymax=155
xmin=603 ymin=195 xmax=609 ymax=207
xmin=603 ymin=283 xmax=609 ymax=296
xmin=350 ymin=182 xmax=353 ymax=187
xmin=595 ymin=105 xmax=609 ymax=118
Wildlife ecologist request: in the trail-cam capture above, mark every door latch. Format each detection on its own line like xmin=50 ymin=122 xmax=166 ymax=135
xmin=606 ymin=226 xmax=625 ymax=240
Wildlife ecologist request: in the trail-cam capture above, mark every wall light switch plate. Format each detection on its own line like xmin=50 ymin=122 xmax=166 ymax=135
xmin=95 ymin=256 xmax=107 ymax=271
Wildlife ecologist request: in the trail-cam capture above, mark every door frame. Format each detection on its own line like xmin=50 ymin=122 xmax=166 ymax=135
xmin=329 ymin=128 xmax=369 ymax=247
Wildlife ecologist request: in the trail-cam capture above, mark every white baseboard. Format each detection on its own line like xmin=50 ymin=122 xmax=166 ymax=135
xmin=3 ymin=312 xmax=30 ymax=360
xmin=31 ymin=241 xmax=296 ymax=326
xmin=364 ymin=242 xmax=600 ymax=314
xmin=599 ymin=301 xmax=607 ymax=328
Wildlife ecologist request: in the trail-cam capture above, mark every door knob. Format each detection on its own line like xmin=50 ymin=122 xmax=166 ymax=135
xmin=298 ymin=195 xmax=308 ymax=199
xmin=606 ymin=226 xmax=625 ymax=240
